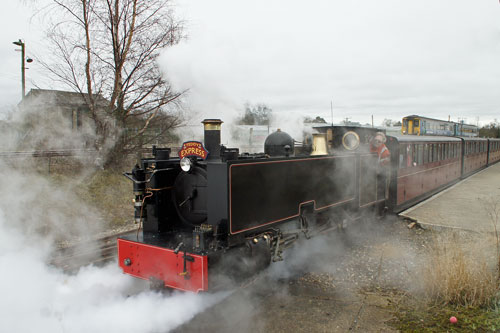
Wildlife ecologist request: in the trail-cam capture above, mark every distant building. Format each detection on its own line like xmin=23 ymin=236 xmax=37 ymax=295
xmin=18 ymin=89 xmax=108 ymax=131
xmin=14 ymin=89 xmax=109 ymax=149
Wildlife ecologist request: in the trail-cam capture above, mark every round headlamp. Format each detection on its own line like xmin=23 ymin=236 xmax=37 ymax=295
xmin=180 ymin=157 xmax=192 ymax=172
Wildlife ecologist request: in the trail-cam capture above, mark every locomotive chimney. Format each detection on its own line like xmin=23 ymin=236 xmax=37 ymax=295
xmin=202 ymin=119 xmax=223 ymax=160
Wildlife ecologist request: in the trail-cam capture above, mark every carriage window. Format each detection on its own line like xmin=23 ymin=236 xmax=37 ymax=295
xmin=399 ymin=144 xmax=406 ymax=169
xmin=414 ymin=120 xmax=420 ymax=127
xmin=411 ymin=144 xmax=416 ymax=165
xmin=417 ymin=144 xmax=423 ymax=165
xmin=433 ymin=144 xmax=438 ymax=162
xmin=423 ymin=144 xmax=428 ymax=164
xmin=438 ymin=144 xmax=442 ymax=161
xmin=407 ymin=144 xmax=414 ymax=167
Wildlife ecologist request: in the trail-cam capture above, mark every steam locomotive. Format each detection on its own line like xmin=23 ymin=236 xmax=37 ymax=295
xmin=117 ymin=119 xmax=500 ymax=292
xmin=118 ymin=120 xmax=389 ymax=292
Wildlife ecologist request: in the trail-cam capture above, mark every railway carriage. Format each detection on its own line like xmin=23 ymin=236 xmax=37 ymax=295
xmin=401 ymin=115 xmax=478 ymax=137
xmin=487 ymin=138 xmax=500 ymax=165
xmin=386 ymin=136 xmax=462 ymax=212
xmin=461 ymin=138 xmax=488 ymax=177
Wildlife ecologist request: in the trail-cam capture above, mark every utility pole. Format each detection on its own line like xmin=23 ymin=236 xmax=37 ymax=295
xmin=12 ymin=39 xmax=33 ymax=100
xmin=330 ymin=100 xmax=334 ymax=126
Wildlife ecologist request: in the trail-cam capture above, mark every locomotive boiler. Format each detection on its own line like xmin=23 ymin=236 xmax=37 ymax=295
xmin=118 ymin=120 xmax=386 ymax=292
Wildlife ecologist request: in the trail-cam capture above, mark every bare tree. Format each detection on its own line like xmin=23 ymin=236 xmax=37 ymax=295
xmin=239 ymin=103 xmax=272 ymax=125
xmin=39 ymin=0 xmax=185 ymax=167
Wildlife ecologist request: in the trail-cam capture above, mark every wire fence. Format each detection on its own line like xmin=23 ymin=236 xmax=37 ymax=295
xmin=0 ymin=149 xmax=97 ymax=158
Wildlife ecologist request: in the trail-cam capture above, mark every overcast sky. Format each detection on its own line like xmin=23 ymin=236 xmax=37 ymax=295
xmin=2 ymin=0 xmax=500 ymax=126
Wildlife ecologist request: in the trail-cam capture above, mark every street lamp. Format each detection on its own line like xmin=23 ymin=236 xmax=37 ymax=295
xmin=12 ymin=39 xmax=33 ymax=100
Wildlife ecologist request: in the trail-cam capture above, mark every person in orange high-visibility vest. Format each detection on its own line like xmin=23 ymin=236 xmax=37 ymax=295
xmin=370 ymin=132 xmax=390 ymax=166
xmin=370 ymin=132 xmax=391 ymax=214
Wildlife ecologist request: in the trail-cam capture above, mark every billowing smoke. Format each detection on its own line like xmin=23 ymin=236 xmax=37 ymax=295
xmin=0 ymin=216 xmax=225 ymax=332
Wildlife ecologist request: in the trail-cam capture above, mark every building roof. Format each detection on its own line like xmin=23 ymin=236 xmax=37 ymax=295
xmin=18 ymin=89 xmax=108 ymax=108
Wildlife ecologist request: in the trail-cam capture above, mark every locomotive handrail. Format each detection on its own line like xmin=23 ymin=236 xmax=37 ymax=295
xmin=122 ymin=172 xmax=148 ymax=184
xmin=123 ymin=167 xmax=175 ymax=184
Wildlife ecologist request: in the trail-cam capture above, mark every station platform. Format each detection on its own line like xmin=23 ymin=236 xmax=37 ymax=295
xmin=399 ymin=162 xmax=500 ymax=233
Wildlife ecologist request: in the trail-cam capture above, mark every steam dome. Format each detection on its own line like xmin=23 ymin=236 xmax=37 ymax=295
xmin=264 ymin=129 xmax=294 ymax=157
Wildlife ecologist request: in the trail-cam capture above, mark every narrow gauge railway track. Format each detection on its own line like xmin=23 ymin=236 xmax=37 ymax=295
xmin=50 ymin=230 xmax=136 ymax=273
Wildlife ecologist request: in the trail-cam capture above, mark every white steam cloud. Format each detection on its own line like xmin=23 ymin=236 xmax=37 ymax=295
xmin=0 ymin=108 xmax=226 ymax=333
xmin=0 ymin=167 xmax=226 ymax=333
xmin=0 ymin=217 xmax=224 ymax=332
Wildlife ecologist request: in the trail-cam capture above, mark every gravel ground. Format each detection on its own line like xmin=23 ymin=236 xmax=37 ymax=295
xmin=174 ymin=214 xmax=431 ymax=333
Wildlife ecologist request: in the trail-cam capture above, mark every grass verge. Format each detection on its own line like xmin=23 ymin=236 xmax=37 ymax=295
xmin=391 ymin=300 xmax=500 ymax=332
xmin=389 ymin=231 xmax=500 ymax=332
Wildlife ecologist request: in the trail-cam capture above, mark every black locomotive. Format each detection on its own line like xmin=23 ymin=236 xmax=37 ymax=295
xmin=118 ymin=119 xmax=387 ymax=292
